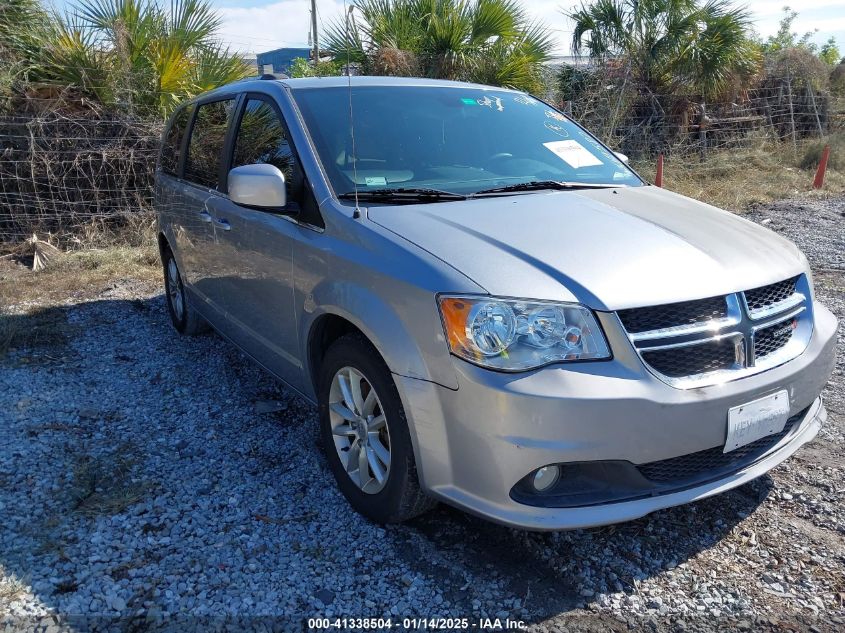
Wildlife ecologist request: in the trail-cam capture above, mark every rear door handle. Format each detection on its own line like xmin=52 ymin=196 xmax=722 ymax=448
xmin=198 ymin=210 xmax=212 ymax=223
xmin=214 ymin=218 xmax=231 ymax=231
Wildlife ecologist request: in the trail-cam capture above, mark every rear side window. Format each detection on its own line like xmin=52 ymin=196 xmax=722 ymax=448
xmin=160 ymin=106 xmax=191 ymax=176
xmin=232 ymin=98 xmax=294 ymax=182
xmin=184 ymin=99 xmax=236 ymax=189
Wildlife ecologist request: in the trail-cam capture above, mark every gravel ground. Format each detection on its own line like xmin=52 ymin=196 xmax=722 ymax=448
xmin=1 ymin=195 xmax=843 ymax=631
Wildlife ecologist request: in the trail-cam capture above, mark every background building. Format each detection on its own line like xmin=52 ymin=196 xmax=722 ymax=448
xmin=256 ymin=47 xmax=312 ymax=75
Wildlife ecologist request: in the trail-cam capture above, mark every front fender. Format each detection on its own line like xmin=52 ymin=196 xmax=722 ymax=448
xmin=301 ymin=279 xmax=460 ymax=395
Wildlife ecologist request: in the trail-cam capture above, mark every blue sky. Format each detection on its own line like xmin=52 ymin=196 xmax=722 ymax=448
xmin=46 ymin=0 xmax=845 ymax=56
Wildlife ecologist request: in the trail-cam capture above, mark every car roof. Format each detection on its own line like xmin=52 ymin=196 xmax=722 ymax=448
xmin=279 ymin=76 xmax=521 ymax=91
xmin=194 ymin=75 xmax=523 ymax=101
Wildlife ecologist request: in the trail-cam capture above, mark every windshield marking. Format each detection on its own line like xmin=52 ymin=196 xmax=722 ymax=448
xmin=543 ymin=140 xmax=603 ymax=169
xmin=544 ymin=121 xmax=569 ymax=137
xmin=476 ymin=96 xmax=504 ymax=111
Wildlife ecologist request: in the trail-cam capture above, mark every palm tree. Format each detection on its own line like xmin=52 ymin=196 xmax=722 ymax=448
xmin=0 ymin=0 xmax=52 ymax=78
xmin=76 ymin=0 xmax=252 ymax=115
xmin=4 ymin=0 xmax=252 ymax=117
xmin=323 ymin=0 xmax=553 ymax=94
xmin=566 ymin=0 xmax=759 ymax=98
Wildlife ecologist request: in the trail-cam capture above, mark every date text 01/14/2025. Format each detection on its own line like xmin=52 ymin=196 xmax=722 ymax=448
xmin=307 ymin=617 xmax=529 ymax=630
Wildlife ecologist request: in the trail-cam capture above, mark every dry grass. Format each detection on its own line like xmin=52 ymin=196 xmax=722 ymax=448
xmin=800 ymin=133 xmax=845 ymax=172
xmin=0 ymin=242 xmax=160 ymax=311
xmin=0 ymin=218 xmax=161 ymax=356
xmin=0 ymin=576 xmax=28 ymax=602
xmin=69 ymin=211 xmax=159 ymax=250
xmin=1 ymin=209 xmax=160 ymax=311
xmin=631 ymin=141 xmax=845 ymax=212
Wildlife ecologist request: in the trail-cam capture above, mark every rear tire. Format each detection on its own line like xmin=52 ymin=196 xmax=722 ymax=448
xmin=162 ymin=247 xmax=207 ymax=335
xmin=318 ymin=333 xmax=435 ymax=523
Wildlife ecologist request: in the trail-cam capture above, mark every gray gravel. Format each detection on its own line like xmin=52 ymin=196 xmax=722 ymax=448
xmin=1 ymin=195 xmax=843 ymax=631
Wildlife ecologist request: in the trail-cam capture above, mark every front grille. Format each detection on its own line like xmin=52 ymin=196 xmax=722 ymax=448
xmin=744 ymin=277 xmax=798 ymax=313
xmin=618 ymin=274 xmax=811 ymax=388
xmin=617 ymin=296 xmax=727 ymax=333
xmin=637 ymin=408 xmax=805 ymax=485
xmin=641 ymin=340 xmax=736 ymax=378
xmin=755 ymin=320 xmax=795 ymax=360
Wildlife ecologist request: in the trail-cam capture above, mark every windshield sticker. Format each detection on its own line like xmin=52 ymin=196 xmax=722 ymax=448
xmin=544 ymin=109 xmax=567 ymax=122
xmin=544 ymin=121 xmax=569 ymax=137
xmin=543 ymin=140 xmax=603 ymax=168
xmin=364 ymin=176 xmax=387 ymax=186
xmin=461 ymin=97 xmax=478 ymax=105
xmin=476 ymin=95 xmax=504 ymax=111
xmin=513 ymin=95 xmax=537 ymax=106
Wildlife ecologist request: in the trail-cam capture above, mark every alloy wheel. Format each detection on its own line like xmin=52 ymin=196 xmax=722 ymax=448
xmin=167 ymin=258 xmax=184 ymax=321
xmin=328 ymin=366 xmax=391 ymax=494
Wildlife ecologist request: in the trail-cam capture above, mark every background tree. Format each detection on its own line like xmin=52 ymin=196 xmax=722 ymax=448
xmin=322 ymin=0 xmax=553 ymax=94
xmin=289 ymin=57 xmax=342 ymax=77
xmin=759 ymin=7 xmax=817 ymax=55
xmin=756 ymin=7 xmax=836 ymax=96
xmin=1 ymin=0 xmax=252 ymax=117
xmin=0 ymin=0 xmax=52 ymax=76
xmin=566 ymin=0 xmax=760 ymax=99
xmin=759 ymin=7 xmax=841 ymax=65
xmin=819 ymin=37 xmax=841 ymax=66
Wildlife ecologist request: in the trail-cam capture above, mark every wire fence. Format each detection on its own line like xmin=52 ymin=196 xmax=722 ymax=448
xmin=0 ymin=110 xmax=161 ymax=245
xmin=0 ymin=69 xmax=842 ymax=245
xmin=555 ymin=67 xmax=845 ymax=159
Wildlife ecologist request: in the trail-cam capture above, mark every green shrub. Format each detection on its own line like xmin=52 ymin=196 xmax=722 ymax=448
xmin=800 ymin=134 xmax=845 ymax=171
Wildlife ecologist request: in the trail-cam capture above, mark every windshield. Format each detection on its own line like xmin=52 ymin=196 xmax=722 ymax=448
xmin=291 ymin=85 xmax=643 ymax=200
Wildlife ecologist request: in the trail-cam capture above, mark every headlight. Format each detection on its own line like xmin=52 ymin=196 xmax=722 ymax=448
xmin=438 ymin=296 xmax=611 ymax=371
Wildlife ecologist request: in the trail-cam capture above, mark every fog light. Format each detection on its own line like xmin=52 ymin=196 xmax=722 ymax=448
xmin=532 ymin=465 xmax=560 ymax=492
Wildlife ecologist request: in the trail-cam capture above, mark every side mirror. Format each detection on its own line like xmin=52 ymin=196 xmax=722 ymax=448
xmin=228 ymin=163 xmax=289 ymax=211
xmin=614 ymin=151 xmax=629 ymax=164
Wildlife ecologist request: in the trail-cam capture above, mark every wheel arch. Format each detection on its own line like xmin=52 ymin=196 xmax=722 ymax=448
xmin=302 ymin=287 xmax=457 ymax=401
xmin=157 ymin=230 xmax=170 ymax=258
xmin=306 ymin=309 xmax=442 ymax=500
xmin=307 ymin=313 xmax=368 ymax=397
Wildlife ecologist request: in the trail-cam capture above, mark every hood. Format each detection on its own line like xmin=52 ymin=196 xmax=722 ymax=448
xmin=367 ymin=186 xmax=807 ymax=311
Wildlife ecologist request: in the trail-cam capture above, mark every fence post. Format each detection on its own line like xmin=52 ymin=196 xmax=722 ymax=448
xmin=807 ymin=84 xmax=824 ymax=137
xmin=655 ymin=154 xmax=664 ymax=187
xmin=786 ymin=71 xmax=797 ymax=152
xmin=813 ymin=145 xmax=830 ymax=189
xmin=698 ymin=103 xmax=707 ymax=161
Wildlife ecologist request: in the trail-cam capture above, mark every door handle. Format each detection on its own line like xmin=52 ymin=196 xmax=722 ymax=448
xmin=198 ymin=210 xmax=212 ymax=223
xmin=214 ymin=218 xmax=231 ymax=231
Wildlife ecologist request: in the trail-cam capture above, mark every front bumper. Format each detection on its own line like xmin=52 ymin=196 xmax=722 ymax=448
xmin=395 ymin=301 xmax=837 ymax=531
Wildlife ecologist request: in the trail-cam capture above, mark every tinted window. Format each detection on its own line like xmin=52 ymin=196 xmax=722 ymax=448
xmin=292 ymin=86 xmax=643 ymax=199
xmin=160 ymin=105 xmax=191 ymax=176
xmin=184 ymin=99 xmax=235 ymax=189
xmin=232 ymin=98 xmax=294 ymax=183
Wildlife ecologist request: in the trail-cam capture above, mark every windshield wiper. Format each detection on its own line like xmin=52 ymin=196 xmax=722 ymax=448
xmin=473 ymin=181 xmax=617 ymax=196
xmin=337 ymin=187 xmax=468 ymax=203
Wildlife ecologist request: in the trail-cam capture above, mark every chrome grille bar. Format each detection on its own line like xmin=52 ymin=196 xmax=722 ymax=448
xmin=618 ymin=275 xmax=814 ymax=389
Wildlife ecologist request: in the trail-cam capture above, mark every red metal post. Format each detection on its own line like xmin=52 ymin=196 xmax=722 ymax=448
xmin=813 ymin=145 xmax=830 ymax=189
xmin=655 ymin=154 xmax=664 ymax=187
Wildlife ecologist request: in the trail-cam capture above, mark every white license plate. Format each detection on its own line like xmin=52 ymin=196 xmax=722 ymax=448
xmin=725 ymin=390 xmax=790 ymax=453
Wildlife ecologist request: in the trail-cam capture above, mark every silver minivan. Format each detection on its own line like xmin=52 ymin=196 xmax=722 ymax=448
xmin=155 ymin=76 xmax=837 ymax=530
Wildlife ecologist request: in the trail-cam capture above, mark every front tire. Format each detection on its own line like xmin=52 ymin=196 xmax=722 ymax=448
xmin=318 ymin=334 xmax=435 ymax=523
xmin=162 ymin=247 xmax=207 ymax=335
